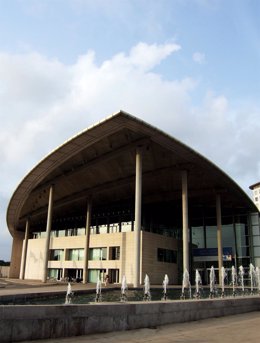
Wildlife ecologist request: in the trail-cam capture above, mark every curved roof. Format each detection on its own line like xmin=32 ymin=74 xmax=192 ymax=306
xmin=7 ymin=110 xmax=257 ymax=236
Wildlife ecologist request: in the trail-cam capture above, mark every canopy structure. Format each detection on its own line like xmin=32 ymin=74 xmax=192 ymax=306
xmin=7 ymin=110 xmax=256 ymax=237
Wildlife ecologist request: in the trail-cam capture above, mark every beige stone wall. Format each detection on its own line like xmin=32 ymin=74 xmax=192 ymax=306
xmin=23 ymin=231 xmax=178 ymax=285
xmin=24 ymin=232 xmax=135 ymax=282
xmin=25 ymin=238 xmax=45 ymax=280
xmin=9 ymin=232 xmax=24 ymax=278
xmin=50 ymin=235 xmax=84 ymax=249
xmin=120 ymin=231 xmax=135 ymax=284
xmin=90 ymin=231 xmax=135 ymax=283
xmin=0 ymin=266 xmax=10 ymax=278
xmin=141 ymin=231 xmax=178 ymax=285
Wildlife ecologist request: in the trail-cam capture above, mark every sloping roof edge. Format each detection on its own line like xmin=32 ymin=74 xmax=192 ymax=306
xmin=7 ymin=110 xmax=258 ymax=235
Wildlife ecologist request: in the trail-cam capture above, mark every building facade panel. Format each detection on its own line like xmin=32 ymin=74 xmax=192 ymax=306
xmin=141 ymin=231 xmax=178 ymax=284
xmin=25 ymin=238 xmax=45 ymax=280
xmin=22 ymin=230 xmax=181 ymax=284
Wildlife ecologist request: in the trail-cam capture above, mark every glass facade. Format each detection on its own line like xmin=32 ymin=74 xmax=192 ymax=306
xmin=89 ymin=247 xmax=107 ymax=261
xmin=30 ymin=200 xmax=259 ymax=286
xmin=88 ymin=269 xmax=106 ymax=283
xmin=157 ymin=248 xmax=177 ymax=263
xmin=191 ymin=226 xmax=204 ymax=248
xmin=191 ymin=214 xmax=255 ymax=282
xmin=48 ymin=268 xmax=62 ymax=280
xmin=49 ymin=249 xmax=63 ymax=261
xmin=67 ymin=249 xmax=84 ymax=261
xmin=250 ymin=213 xmax=260 ymax=266
xmin=205 ymin=226 xmax=217 ymax=248
xmin=109 ymin=247 xmax=120 ymax=260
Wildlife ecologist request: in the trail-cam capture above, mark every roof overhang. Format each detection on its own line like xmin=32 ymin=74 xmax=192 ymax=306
xmin=7 ymin=110 xmax=258 ymax=236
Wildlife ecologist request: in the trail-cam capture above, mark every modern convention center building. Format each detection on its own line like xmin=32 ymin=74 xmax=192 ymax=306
xmin=6 ymin=111 xmax=260 ymax=286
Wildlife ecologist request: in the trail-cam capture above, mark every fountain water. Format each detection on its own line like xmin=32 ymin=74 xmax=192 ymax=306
xmin=194 ymin=269 xmax=202 ymax=299
xmin=121 ymin=275 xmax=128 ymax=302
xmin=239 ymin=265 xmax=245 ymax=294
xmin=95 ymin=277 xmax=102 ymax=302
xmin=209 ymin=266 xmax=216 ymax=298
xmin=65 ymin=282 xmax=74 ymax=304
xmin=256 ymin=267 xmax=260 ymax=294
xmin=220 ymin=266 xmax=226 ymax=298
xmin=143 ymin=274 xmax=151 ymax=301
xmin=249 ymin=263 xmax=255 ymax=295
xmin=162 ymin=274 xmax=169 ymax=300
xmin=180 ymin=269 xmax=191 ymax=299
xmin=231 ymin=266 xmax=237 ymax=297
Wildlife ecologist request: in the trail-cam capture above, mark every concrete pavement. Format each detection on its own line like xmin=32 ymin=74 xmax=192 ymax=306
xmin=21 ymin=312 xmax=260 ymax=343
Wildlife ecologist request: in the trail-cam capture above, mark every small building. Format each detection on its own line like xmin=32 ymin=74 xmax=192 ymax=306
xmin=6 ymin=111 xmax=260 ymax=285
xmin=249 ymin=182 xmax=260 ymax=211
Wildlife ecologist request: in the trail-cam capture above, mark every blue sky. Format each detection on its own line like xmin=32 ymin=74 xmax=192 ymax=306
xmin=1 ymin=0 xmax=259 ymax=100
xmin=0 ymin=0 xmax=259 ymax=260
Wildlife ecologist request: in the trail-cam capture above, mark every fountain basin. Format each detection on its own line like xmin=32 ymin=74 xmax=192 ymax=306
xmin=0 ymin=287 xmax=258 ymax=305
xmin=1 ymin=296 xmax=260 ymax=342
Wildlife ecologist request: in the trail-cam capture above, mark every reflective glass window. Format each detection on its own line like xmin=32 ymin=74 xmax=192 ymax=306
xmin=109 ymin=247 xmax=120 ymax=260
xmin=57 ymin=230 xmax=66 ymax=237
xmin=237 ymin=246 xmax=250 ymax=257
xmin=68 ymin=249 xmax=84 ymax=261
xmin=89 ymin=248 xmax=107 ymax=260
xmin=253 ymin=236 xmax=260 ymax=246
xmin=50 ymin=249 xmax=63 ymax=261
xmin=250 ymin=213 xmax=259 ymax=225
xmin=235 ymin=224 xmax=247 ymax=247
xmin=157 ymin=248 xmax=177 ymax=263
xmin=253 ymin=246 xmax=260 ymax=256
xmin=77 ymin=228 xmax=86 ymax=235
xmin=206 ymin=226 xmax=217 ymax=248
xmin=222 ymin=225 xmax=235 ymax=251
xmin=252 ymin=226 xmax=260 ymax=236
xmin=191 ymin=226 xmax=205 ymax=248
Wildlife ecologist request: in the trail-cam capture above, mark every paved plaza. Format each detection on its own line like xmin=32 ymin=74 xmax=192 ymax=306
xmin=1 ymin=279 xmax=260 ymax=343
xmin=19 ymin=312 xmax=260 ymax=343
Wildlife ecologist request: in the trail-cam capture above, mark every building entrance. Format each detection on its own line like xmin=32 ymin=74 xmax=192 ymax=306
xmin=109 ymin=269 xmax=119 ymax=283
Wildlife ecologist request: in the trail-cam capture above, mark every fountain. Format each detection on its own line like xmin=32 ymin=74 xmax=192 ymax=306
xmin=162 ymin=274 xmax=169 ymax=300
xmin=95 ymin=277 xmax=102 ymax=302
xmin=220 ymin=266 xmax=226 ymax=298
xmin=194 ymin=269 xmax=202 ymax=299
xmin=239 ymin=265 xmax=245 ymax=294
xmin=209 ymin=266 xmax=216 ymax=298
xmin=143 ymin=274 xmax=151 ymax=301
xmin=249 ymin=263 xmax=255 ymax=295
xmin=120 ymin=275 xmax=128 ymax=302
xmin=180 ymin=268 xmax=191 ymax=299
xmin=256 ymin=267 xmax=260 ymax=294
xmin=231 ymin=266 xmax=237 ymax=297
xmin=2 ymin=269 xmax=260 ymax=343
xmin=65 ymin=282 xmax=74 ymax=304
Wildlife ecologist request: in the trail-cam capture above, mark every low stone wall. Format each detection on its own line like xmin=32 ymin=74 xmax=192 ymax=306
xmin=0 ymin=266 xmax=10 ymax=278
xmin=0 ymin=297 xmax=260 ymax=342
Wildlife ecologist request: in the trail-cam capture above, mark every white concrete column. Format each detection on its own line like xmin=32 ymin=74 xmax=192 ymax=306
xmin=19 ymin=218 xmax=30 ymax=280
xmin=182 ymin=170 xmax=189 ymax=273
xmin=42 ymin=185 xmax=54 ymax=283
xmin=216 ymin=193 xmax=223 ymax=283
xmin=83 ymin=198 xmax=92 ymax=284
xmin=134 ymin=147 xmax=142 ymax=287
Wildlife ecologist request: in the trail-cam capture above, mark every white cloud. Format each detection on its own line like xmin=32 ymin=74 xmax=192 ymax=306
xmin=0 ymin=41 xmax=259 ymax=260
xmin=193 ymin=52 xmax=206 ymax=64
xmin=128 ymin=42 xmax=181 ymax=71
